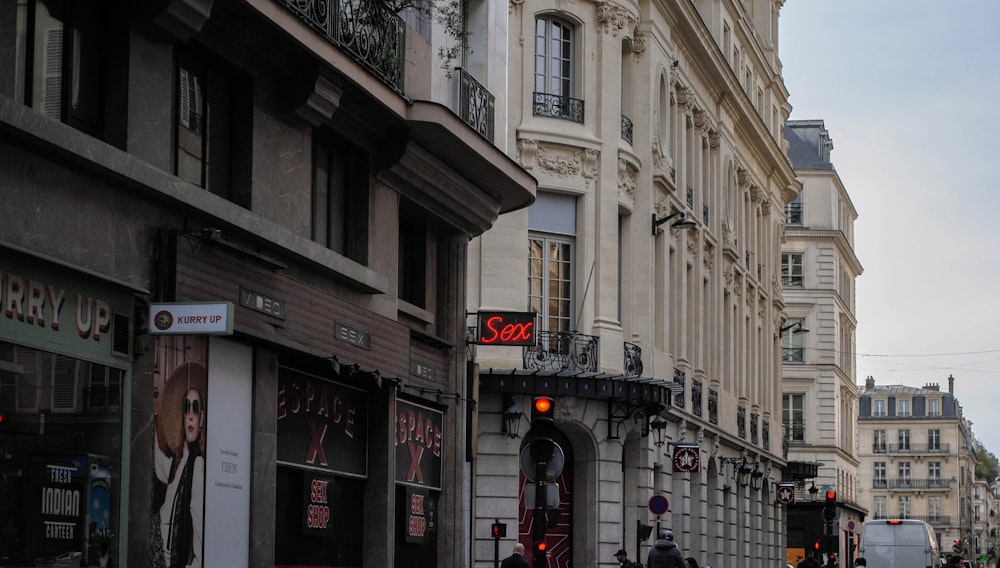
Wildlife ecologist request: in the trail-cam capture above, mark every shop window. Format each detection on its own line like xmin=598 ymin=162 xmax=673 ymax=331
xmin=13 ymin=0 xmax=126 ymax=142
xmin=274 ymin=466 xmax=364 ymax=566
xmin=175 ymin=47 xmax=253 ymax=207
xmin=312 ymin=128 xmax=370 ymax=264
xmin=0 ymin=341 xmax=123 ymax=566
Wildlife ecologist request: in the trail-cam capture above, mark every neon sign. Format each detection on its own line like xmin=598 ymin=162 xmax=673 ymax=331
xmin=476 ymin=311 xmax=536 ymax=346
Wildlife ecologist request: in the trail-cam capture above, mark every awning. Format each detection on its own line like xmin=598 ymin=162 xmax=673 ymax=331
xmin=477 ymin=368 xmax=682 ymax=403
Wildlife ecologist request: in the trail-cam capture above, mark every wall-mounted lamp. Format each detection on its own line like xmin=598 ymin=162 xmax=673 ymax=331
xmin=502 ymin=398 xmax=522 ymax=439
xmin=750 ymin=462 xmax=764 ymax=490
xmin=720 ymin=455 xmax=753 ymax=488
xmin=647 ymin=414 xmax=668 ymax=448
xmin=779 ymin=322 xmax=809 ymax=336
xmin=652 ymin=210 xmax=696 ymax=235
xmin=808 ymin=481 xmax=819 ymax=501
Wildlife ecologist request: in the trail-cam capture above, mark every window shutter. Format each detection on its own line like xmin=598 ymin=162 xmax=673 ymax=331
xmin=51 ymin=354 xmax=79 ymax=413
xmin=15 ymin=346 xmax=40 ymax=412
xmin=42 ymin=28 xmax=64 ymax=120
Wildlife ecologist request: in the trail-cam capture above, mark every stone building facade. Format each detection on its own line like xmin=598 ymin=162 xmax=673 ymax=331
xmin=468 ymin=1 xmax=798 ymax=567
xmin=0 ymin=1 xmax=533 ymax=566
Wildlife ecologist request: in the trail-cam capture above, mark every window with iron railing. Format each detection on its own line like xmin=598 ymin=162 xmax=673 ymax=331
xmin=621 ymin=115 xmax=633 ymax=145
xmin=533 ymin=16 xmax=583 ymax=123
xmin=456 ymin=68 xmax=494 ymax=142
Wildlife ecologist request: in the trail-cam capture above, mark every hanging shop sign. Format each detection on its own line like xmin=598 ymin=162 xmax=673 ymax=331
xmin=776 ymin=482 xmax=796 ymax=505
xmin=149 ymin=302 xmax=234 ymax=335
xmin=302 ymin=474 xmax=336 ymax=537
xmin=404 ymin=486 xmax=431 ymax=544
xmin=277 ymin=368 xmax=368 ymax=478
xmin=672 ymin=443 xmax=700 ymax=473
xmin=475 ymin=311 xmax=536 ymax=346
xmin=395 ymin=399 xmax=443 ymax=490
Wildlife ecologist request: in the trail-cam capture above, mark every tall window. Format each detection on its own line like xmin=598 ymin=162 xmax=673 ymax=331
xmin=529 ymin=235 xmax=573 ymax=332
xmin=781 ymin=253 xmax=804 ymax=287
xmin=898 ymin=496 xmax=911 ymax=519
xmin=873 ymin=398 xmax=887 ymax=417
xmin=873 ymin=429 xmax=887 ymax=453
xmin=929 ymin=461 xmax=941 ymax=486
xmin=785 ymin=194 xmax=802 ymax=225
xmin=874 ymin=496 xmax=887 ymax=519
xmin=781 ymin=318 xmax=805 ymax=362
xmin=313 ymin=129 xmax=369 ymax=264
xmin=898 ymin=461 xmax=911 ymax=486
xmin=928 ymin=429 xmax=941 ymax=452
xmin=927 ymin=397 xmax=941 ymax=416
xmin=898 ymin=429 xmax=910 ymax=452
xmin=14 ymin=0 xmax=124 ymax=140
xmin=928 ymin=496 xmax=942 ymax=521
xmin=533 ymin=15 xmax=581 ymax=122
xmin=783 ymin=393 xmax=804 ymax=441
xmin=534 ymin=16 xmax=573 ymax=98
xmin=873 ymin=462 xmax=886 ymax=488
xmin=175 ymin=48 xmax=253 ymax=206
xmin=897 ymin=398 xmax=911 ymax=417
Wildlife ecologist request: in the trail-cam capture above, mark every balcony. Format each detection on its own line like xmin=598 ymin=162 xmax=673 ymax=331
xmin=524 ymin=330 xmax=598 ymax=372
xmin=279 ymin=0 xmax=405 ymax=94
xmin=782 ymin=347 xmax=804 ymax=363
xmin=873 ymin=478 xmax=952 ymax=490
xmin=456 ymin=68 xmax=494 ymax=142
xmin=532 ymin=92 xmax=584 ymax=123
xmin=621 ymin=115 xmax=633 ymax=145
xmin=873 ymin=513 xmax=950 ymax=526
xmin=623 ymin=341 xmax=643 ymax=376
xmin=872 ymin=443 xmax=951 ymax=455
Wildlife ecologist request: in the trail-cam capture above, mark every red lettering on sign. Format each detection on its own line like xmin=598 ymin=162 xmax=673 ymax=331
xmin=407 ymin=443 xmax=425 ymax=483
xmin=411 ymin=493 xmax=425 ymax=515
xmin=480 ymin=316 xmax=534 ymax=345
xmin=305 ymin=419 xmax=329 ymax=466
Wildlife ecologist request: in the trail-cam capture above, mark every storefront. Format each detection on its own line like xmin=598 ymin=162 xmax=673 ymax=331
xmin=0 ymin=245 xmax=138 ymax=567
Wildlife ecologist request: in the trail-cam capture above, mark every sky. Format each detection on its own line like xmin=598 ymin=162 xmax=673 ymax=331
xmin=778 ymin=2 xmax=1000 ymax=456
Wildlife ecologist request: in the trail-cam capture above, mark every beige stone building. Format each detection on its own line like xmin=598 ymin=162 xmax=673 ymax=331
xmin=467 ymin=1 xmax=798 ymax=567
xmin=857 ymin=376 xmax=977 ymax=559
xmin=780 ymin=120 xmax=865 ymax=565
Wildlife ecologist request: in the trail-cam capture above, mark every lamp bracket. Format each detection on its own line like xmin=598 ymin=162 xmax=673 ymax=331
xmin=607 ymin=399 xmax=665 ymax=440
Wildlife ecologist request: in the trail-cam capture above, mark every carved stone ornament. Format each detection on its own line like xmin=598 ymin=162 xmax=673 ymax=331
xmin=724 ymin=265 xmax=735 ymax=293
xmin=737 ymin=167 xmax=751 ymax=190
xmin=537 ymin=145 xmax=583 ymax=178
xmin=758 ymin=293 xmax=766 ymax=317
xmin=722 ymin=219 xmax=735 ymax=249
xmin=676 ymin=86 xmax=694 ymax=110
xmin=596 ymin=1 xmax=637 ymax=36
xmin=772 ymin=275 xmax=781 ymax=296
xmin=746 ymin=283 xmax=755 ymax=308
xmin=704 ymin=242 xmax=715 ymax=271
xmin=749 ymin=185 xmax=764 ymax=204
xmin=653 ymin=139 xmax=673 ymax=174
xmin=629 ymin=30 xmax=646 ymax=55
xmin=670 ymin=66 xmax=680 ymax=87
xmin=687 ymin=229 xmax=699 ymax=257
xmin=708 ymin=128 xmax=720 ymax=150
xmin=654 ymin=199 xmax=670 ymax=217
xmin=693 ymin=108 xmax=707 ymax=133
xmin=583 ymin=148 xmax=600 ymax=179
xmin=618 ymin=158 xmax=636 ymax=200
xmin=518 ymin=138 xmax=538 ymax=169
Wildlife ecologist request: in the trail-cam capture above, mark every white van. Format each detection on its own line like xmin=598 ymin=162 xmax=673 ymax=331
xmin=858 ymin=519 xmax=940 ymax=568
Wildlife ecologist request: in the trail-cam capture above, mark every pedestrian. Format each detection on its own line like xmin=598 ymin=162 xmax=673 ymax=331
xmin=646 ymin=529 xmax=685 ymax=568
xmin=853 ymin=558 xmax=866 ymax=567
xmin=797 ymin=554 xmax=821 ymax=568
xmin=685 ymin=557 xmax=700 ymax=568
xmin=500 ymin=542 xmax=529 ymax=568
xmin=615 ymin=548 xmax=637 ymax=568
xmin=949 ymin=555 xmax=964 ymax=567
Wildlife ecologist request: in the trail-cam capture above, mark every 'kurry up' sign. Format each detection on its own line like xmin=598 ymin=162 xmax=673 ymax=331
xmin=277 ymin=368 xmax=368 ymax=478
xmin=394 ymin=399 xmax=443 ymax=490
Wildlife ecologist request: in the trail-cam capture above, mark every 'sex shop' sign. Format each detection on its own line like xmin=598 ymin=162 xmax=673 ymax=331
xmin=149 ymin=302 xmax=234 ymax=335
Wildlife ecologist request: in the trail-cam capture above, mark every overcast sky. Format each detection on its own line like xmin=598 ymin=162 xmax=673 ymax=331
xmin=779 ymin=1 xmax=1000 ymax=457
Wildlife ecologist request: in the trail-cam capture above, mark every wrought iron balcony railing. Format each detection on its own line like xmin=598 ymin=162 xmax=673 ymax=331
xmin=784 ymin=423 xmax=806 ymax=442
xmin=873 ymin=513 xmax=951 ymax=526
xmin=456 ymin=68 xmax=494 ymax=142
xmin=782 ymin=347 xmax=804 ymax=362
xmin=872 ymin=443 xmax=951 ymax=454
xmin=524 ymin=330 xmax=598 ymax=372
xmin=873 ymin=478 xmax=953 ymax=490
xmin=621 ymin=114 xmax=633 ymax=145
xmin=623 ymin=341 xmax=643 ymax=376
xmin=532 ymin=92 xmax=584 ymax=123
xmin=279 ymin=0 xmax=405 ymax=93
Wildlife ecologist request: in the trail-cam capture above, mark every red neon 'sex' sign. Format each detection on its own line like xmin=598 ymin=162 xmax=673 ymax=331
xmin=476 ymin=311 xmax=536 ymax=346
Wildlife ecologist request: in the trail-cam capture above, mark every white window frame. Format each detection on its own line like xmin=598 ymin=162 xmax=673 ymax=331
xmin=928 ymin=429 xmax=941 ymax=452
xmin=898 ymin=495 xmax=911 ymax=518
xmin=873 ymin=429 xmax=887 ymax=453
xmin=783 ymin=393 xmax=804 ymax=441
xmin=528 ymin=233 xmax=575 ymax=333
xmin=927 ymin=397 xmax=941 ymax=416
xmin=897 ymin=398 xmax=911 ymax=417
xmin=873 ymin=398 xmax=887 ymax=417
xmin=898 ymin=429 xmax=910 ymax=452
xmin=534 ymin=15 xmax=575 ymax=98
xmin=781 ymin=253 xmax=804 ymax=287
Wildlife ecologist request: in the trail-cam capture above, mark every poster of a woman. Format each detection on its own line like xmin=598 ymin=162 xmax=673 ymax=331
xmin=150 ymin=337 xmax=207 ymax=568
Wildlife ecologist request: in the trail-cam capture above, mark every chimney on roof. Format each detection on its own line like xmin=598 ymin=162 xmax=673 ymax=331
xmin=924 ymin=382 xmax=940 ymax=391
xmin=865 ymin=376 xmax=875 ymax=389
xmin=948 ymin=374 xmax=955 ymax=395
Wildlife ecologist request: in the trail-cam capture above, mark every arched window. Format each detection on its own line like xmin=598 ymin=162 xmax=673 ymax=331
xmin=533 ymin=15 xmax=583 ymax=123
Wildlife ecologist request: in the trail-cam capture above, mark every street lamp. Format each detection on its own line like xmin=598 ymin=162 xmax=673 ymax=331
xmin=779 ymin=322 xmax=809 ymax=336
xmin=502 ymin=398 xmax=522 ymax=438
xmin=652 ymin=210 xmax=696 ymax=235
xmin=648 ymin=414 xmax=667 ymax=447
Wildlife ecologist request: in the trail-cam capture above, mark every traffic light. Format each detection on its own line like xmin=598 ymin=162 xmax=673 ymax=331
xmin=953 ymin=539 xmax=962 ymax=553
xmin=491 ymin=521 xmax=506 ymax=539
xmin=530 ymin=396 xmax=556 ymax=462
xmin=814 ymin=540 xmax=821 ymax=551
xmin=825 ymin=490 xmax=837 ymax=504
xmin=534 ymin=539 xmax=548 ymax=556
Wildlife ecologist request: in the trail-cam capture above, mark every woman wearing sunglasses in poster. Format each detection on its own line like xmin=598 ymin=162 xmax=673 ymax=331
xmin=151 ymin=359 xmax=207 ymax=568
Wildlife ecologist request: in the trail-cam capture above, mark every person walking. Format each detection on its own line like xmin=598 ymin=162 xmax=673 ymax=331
xmin=615 ymin=548 xmax=637 ymax=568
xmin=853 ymin=558 xmax=866 ymax=567
xmin=684 ymin=557 xmax=700 ymax=568
xmin=646 ymin=529 xmax=685 ymax=568
xmin=500 ymin=543 xmax=529 ymax=568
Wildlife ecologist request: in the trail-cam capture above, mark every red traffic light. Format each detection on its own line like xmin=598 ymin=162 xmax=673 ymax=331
xmin=535 ymin=540 xmax=548 ymax=552
xmin=813 ymin=541 xmax=821 ymax=550
xmin=533 ymin=396 xmax=553 ymax=416
xmin=825 ymin=490 xmax=837 ymax=503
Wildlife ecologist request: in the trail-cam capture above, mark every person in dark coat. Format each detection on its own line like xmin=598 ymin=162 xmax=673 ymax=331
xmin=615 ymin=548 xmax=637 ymax=568
xmin=500 ymin=543 xmax=529 ymax=568
xmin=646 ymin=529 xmax=685 ymax=568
